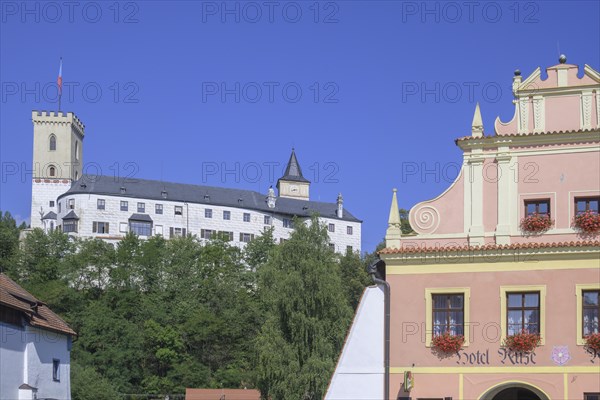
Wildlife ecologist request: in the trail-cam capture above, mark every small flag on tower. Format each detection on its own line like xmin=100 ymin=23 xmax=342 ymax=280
xmin=57 ymin=58 xmax=63 ymax=111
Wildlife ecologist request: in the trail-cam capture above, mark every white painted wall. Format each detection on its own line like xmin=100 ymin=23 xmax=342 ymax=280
xmin=56 ymin=193 xmax=362 ymax=253
xmin=0 ymin=323 xmax=71 ymax=400
xmin=325 ymin=285 xmax=384 ymax=400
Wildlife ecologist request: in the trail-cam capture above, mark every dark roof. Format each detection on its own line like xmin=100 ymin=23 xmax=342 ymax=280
xmin=42 ymin=211 xmax=57 ymax=220
xmin=62 ymin=210 xmax=79 ymax=220
xmin=278 ymin=148 xmax=310 ymax=183
xmin=129 ymin=213 xmax=153 ymax=222
xmin=59 ymin=175 xmax=361 ymax=222
xmin=185 ymin=388 xmax=261 ymax=400
xmin=0 ymin=273 xmax=76 ymax=336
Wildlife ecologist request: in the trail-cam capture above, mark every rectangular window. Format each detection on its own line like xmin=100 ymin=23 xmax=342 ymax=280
xmin=432 ymin=294 xmax=465 ymax=337
xmin=575 ymin=197 xmax=600 ymax=215
xmin=129 ymin=221 xmax=152 ymax=236
xmin=68 ymin=199 xmax=75 ymax=209
xmin=264 ymin=215 xmax=271 ymax=225
xmin=329 ymin=243 xmax=335 ymax=251
xmin=279 ymin=238 xmax=287 ymax=244
xmin=174 ymin=206 xmax=183 ymax=215
xmin=200 ymin=229 xmax=214 ymax=240
xmin=155 ymin=204 xmax=163 ymax=214
xmin=137 ymin=202 xmax=145 ymax=213
xmin=218 ymin=231 xmax=234 ymax=241
xmin=119 ymin=222 xmax=128 ymax=233
xmin=205 ymin=209 xmax=213 ymax=218
xmin=155 ymin=225 xmax=163 ymax=236
xmin=92 ymin=221 xmax=109 ymax=234
xmin=283 ymin=218 xmax=294 ymax=228
xmin=97 ymin=199 xmax=105 ymax=210
xmin=346 ymin=245 xmax=353 ymax=253
xmin=49 ymin=200 xmax=55 ymax=207
xmin=506 ymin=292 xmax=540 ymax=335
xmin=583 ymin=290 xmax=600 ymax=337
xmin=52 ymin=359 xmax=60 ymax=381
xmin=347 ymin=226 xmax=353 ymax=235
xmin=63 ymin=220 xmax=77 ymax=233
xmin=120 ymin=201 xmax=128 ymax=211
xmin=223 ymin=210 xmax=231 ymax=220
xmin=525 ymin=199 xmax=550 ymax=216
xmin=58 ymin=202 xmax=61 ymax=213
xmin=243 ymin=213 xmax=251 ymax=222
xmin=169 ymin=227 xmax=186 ymax=238
xmin=239 ymin=232 xmax=254 ymax=243
xmin=328 ymin=223 xmax=335 ymax=232
xmin=584 ymin=394 xmax=600 ymax=400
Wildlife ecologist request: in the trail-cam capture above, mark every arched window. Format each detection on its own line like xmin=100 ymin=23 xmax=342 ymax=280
xmin=49 ymin=165 xmax=56 ymax=177
xmin=75 ymin=141 xmax=79 ymax=160
xmin=75 ymin=171 xmax=79 ymax=180
xmin=49 ymin=135 xmax=56 ymax=151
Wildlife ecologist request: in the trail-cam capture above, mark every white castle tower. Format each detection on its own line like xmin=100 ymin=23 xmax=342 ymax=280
xmin=30 ymin=111 xmax=85 ymax=231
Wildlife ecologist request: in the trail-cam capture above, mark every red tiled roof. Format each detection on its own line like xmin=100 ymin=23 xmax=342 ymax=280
xmin=379 ymin=240 xmax=600 ymax=254
xmin=185 ymin=388 xmax=261 ymax=400
xmin=455 ymin=128 xmax=599 ymax=142
xmin=0 ymin=273 xmax=76 ymax=336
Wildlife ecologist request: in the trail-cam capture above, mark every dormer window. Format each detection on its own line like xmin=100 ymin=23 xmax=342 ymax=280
xmin=120 ymin=187 xmax=126 ymax=194
xmin=161 ymin=190 xmax=168 ymax=199
xmin=204 ymin=194 xmax=210 ymax=201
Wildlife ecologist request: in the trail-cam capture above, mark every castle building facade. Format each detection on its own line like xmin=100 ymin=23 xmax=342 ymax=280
xmin=328 ymin=57 xmax=600 ymax=400
xmin=29 ymin=112 xmax=361 ymax=252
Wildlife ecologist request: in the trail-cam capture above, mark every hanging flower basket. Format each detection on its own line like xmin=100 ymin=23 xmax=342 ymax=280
xmin=585 ymin=333 xmax=600 ymax=355
xmin=573 ymin=210 xmax=600 ymax=235
xmin=502 ymin=331 xmax=541 ymax=353
xmin=520 ymin=214 xmax=554 ymax=234
xmin=431 ymin=333 xmax=465 ymax=353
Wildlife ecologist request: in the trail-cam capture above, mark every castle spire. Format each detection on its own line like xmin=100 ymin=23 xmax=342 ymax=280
xmin=385 ymin=188 xmax=402 ymax=249
xmin=471 ymin=102 xmax=484 ymax=138
xmin=277 ymin=148 xmax=310 ymax=200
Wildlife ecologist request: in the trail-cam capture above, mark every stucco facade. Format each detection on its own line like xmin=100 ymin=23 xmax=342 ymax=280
xmin=378 ymin=58 xmax=600 ymax=400
xmin=0 ymin=274 xmax=75 ymax=400
xmin=324 ymin=57 xmax=600 ymax=400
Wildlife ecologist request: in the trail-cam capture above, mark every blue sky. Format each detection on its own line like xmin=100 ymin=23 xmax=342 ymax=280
xmin=1 ymin=1 xmax=599 ymax=252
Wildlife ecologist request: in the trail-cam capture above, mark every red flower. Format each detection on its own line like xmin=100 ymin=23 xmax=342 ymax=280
xmin=502 ymin=330 xmax=541 ymax=353
xmin=573 ymin=210 xmax=600 ymax=235
xmin=432 ymin=332 xmax=465 ymax=353
xmin=585 ymin=333 xmax=600 ymax=355
xmin=520 ymin=214 xmax=554 ymax=234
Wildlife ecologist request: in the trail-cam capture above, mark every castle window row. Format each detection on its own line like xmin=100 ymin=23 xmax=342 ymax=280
xmin=426 ymin=285 xmax=599 ymax=347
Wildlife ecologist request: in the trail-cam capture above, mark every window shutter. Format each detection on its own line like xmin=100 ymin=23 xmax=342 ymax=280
xmin=251 ymin=234 xmax=255 ymax=240
xmin=183 ymin=228 xmax=187 ymax=237
xmin=106 ymin=223 xmax=109 ymax=234
xmin=170 ymin=227 xmax=174 ymax=238
xmin=93 ymin=222 xmax=97 ymax=233
xmin=239 ymin=233 xmax=243 ymax=241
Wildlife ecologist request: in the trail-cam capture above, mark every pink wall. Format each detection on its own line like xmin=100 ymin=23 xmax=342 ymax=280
xmin=545 ymin=95 xmax=581 ymax=132
xmin=389 ymin=268 xmax=599 ymax=368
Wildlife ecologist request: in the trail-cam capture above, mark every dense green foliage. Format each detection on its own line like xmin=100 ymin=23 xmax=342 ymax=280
xmin=1 ymin=212 xmax=391 ymax=399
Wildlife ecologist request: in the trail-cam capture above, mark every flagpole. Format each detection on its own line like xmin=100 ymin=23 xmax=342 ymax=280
xmin=57 ymin=57 xmax=63 ymax=112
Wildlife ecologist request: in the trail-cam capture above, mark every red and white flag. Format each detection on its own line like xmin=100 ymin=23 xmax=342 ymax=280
xmin=57 ymin=58 xmax=63 ymax=96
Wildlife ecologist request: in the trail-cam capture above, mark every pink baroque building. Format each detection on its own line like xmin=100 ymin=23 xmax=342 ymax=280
xmin=327 ymin=57 xmax=600 ymax=400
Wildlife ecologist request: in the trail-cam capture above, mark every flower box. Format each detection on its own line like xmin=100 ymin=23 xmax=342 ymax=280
xmin=573 ymin=210 xmax=600 ymax=235
xmin=520 ymin=214 xmax=554 ymax=234
xmin=502 ymin=331 xmax=541 ymax=353
xmin=431 ymin=333 xmax=464 ymax=353
xmin=585 ymin=332 xmax=600 ymax=355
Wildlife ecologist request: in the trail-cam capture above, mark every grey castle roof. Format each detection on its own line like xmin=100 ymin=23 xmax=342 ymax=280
xmin=59 ymin=175 xmax=361 ymax=223
xmin=278 ymin=149 xmax=310 ymax=183
xmin=42 ymin=211 xmax=57 ymax=220
xmin=63 ymin=210 xmax=79 ymax=220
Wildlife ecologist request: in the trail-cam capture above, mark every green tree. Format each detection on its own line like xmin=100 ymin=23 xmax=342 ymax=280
xmin=0 ymin=211 xmax=21 ymax=274
xmin=256 ymin=216 xmax=352 ymax=399
xmin=338 ymin=250 xmax=371 ymax=310
xmin=71 ymin=362 xmax=120 ymax=400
